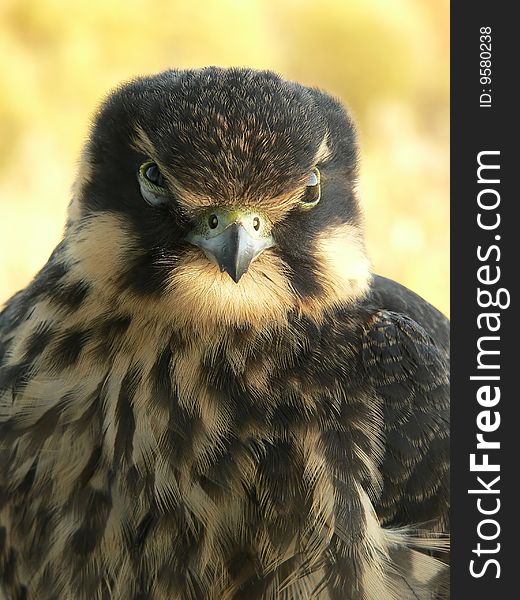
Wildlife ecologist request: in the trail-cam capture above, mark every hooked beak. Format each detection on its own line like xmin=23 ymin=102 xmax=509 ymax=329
xmin=185 ymin=209 xmax=275 ymax=283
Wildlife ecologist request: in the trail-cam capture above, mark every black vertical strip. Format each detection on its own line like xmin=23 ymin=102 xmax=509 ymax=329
xmin=451 ymin=3 xmax=516 ymax=597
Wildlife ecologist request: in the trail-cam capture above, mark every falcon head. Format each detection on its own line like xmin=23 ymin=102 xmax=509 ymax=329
xmin=67 ymin=68 xmax=370 ymax=329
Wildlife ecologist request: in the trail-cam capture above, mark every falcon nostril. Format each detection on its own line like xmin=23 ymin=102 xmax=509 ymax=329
xmin=208 ymin=214 xmax=219 ymax=229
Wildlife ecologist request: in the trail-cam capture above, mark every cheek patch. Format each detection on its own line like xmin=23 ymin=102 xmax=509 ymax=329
xmin=301 ymin=223 xmax=371 ymax=315
xmin=65 ymin=212 xmax=139 ymax=289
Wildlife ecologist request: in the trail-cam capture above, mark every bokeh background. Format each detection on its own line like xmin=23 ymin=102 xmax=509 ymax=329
xmin=0 ymin=0 xmax=449 ymax=315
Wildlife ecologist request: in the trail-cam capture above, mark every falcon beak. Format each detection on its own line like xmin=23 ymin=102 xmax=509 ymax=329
xmin=185 ymin=209 xmax=275 ymax=283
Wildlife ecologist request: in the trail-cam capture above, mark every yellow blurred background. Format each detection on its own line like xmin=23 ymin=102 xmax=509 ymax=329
xmin=0 ymin=0 xmax=449 ymax=316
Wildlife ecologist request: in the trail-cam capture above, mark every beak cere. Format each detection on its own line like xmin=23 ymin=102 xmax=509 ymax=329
xmin=185 ymin=209 xmax=275 ymax=283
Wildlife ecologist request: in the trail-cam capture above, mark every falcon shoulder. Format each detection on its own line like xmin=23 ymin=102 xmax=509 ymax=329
xmin=360 ymin=275 xmax=450 ymax=532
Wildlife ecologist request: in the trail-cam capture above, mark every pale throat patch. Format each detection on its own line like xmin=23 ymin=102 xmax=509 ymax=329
xmin=164 ymin=248 xmax=295 ymax=330
xmin=64 ymin=212 xmax=135 ymax=289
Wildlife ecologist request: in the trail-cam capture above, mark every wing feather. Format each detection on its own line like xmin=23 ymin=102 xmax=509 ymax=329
xmin=361 ymin=310 xmax=450 ymax=532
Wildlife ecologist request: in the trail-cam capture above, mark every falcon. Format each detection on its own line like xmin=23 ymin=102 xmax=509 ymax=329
xmin=0 ymin=68 xmax=449 ymax=599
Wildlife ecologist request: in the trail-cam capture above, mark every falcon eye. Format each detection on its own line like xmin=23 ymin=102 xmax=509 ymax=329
xmin=138 ymin=160 xmax=169 ymax=206
xmin=144 ymin=163 xmax=165 ymax=187
xmin=300 ymin=167 xmax=321 ymax=209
